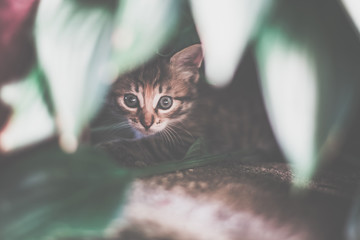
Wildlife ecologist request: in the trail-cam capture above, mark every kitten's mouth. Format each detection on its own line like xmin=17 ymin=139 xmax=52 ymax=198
xmin=141 ymin=129 xmax=156 ymax=136
xmin=132 ymin=128 xmax=158 ymax=139
xmin=130 ymin=121 xmax=168 ymax=139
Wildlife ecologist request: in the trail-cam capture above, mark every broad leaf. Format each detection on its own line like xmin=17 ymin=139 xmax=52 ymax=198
xmin=255 ymin=0 xmax=360 ymax=185
xmin=35 ymin=0 xmax=117 ymax=153
xmin=0 ymin=144 xmax=132 ymax=240
xmin=111 ymin=0 xmax=180 ymax=76
xmin=0 ymin=67 xmax=55 ymax=152
xmin=341 ymin=0 xmax=360 ymax=35
xmin=189 ymin=0 xmax=272 ymax=87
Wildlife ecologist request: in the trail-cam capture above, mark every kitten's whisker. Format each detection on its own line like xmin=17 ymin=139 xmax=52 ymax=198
xmin=164 ymin=128 xmax=175 ymax=148
xmin=165 ymin=129 xmax=174 ymax=148
xmin=109 ymin=123 xmax=131 ymax=132
xmin=167 ymin=126 xmax=182 ymax=148
xmin=159 ymin=130 xmax=168 ymax=145
xmin=101 ymin=124 xmax=131 ymax=136
xmin=167 ymin=125 xmax=182 ymax=143
xmin=93 ymin=115 xmax=126 ymax=124
xmin=178 ymin=122 xmax=194 ymax=139
xmin=174 ymin=128 xmax=184 ymax=146
xmin=91 ymin=122 xmax=130 ymax=132
xmin=160 ymin=131 xmax=170 ymax=146
xmin=93 ymin=121 xmax=133 ymax=145
xmin=159 ymin=132 xmax=165 ymax=144
xmin=106 ymin=126 xmax=132 ymax=140
xmin=167 ymin=126 xmax=183 ymax=146
xmin=170 ymin=122 xmax=194 ymax=139
xmin=94 ymin=136 xmax=132 ymax=147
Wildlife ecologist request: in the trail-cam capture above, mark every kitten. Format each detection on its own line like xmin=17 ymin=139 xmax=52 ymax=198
xmin=86 ymin=45 xmax=356 ymax=240
xmin=94 ymin=44 xmax=279 ymax=167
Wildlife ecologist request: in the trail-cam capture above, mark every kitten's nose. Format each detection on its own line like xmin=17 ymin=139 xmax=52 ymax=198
xmin=140 ymin=114 xmax=154 ymax=130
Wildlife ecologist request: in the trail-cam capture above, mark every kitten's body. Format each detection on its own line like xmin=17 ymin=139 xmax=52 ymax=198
xmin=95 ymin=44 xmax=279 ymax=167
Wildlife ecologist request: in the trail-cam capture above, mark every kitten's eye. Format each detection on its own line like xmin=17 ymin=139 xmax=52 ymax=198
xmin=124 ymin=94 xmax=138 ymax=108
xmin=158 ymin=96 xmax=173 ymax=110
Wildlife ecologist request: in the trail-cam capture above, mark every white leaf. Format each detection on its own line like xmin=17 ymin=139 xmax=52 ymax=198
xmin=190 ymin=0 xmax=272 ymax=87
xmin=111 ymin=0 xmax=179 ymax=76
xmin=0 ymin=70 xmax=55 ymax=152
xmin=341 ymin=0 xmax=360 ymax=35
xmin=35 ymin=1 xmax=115 ymax=152
xmin=256 ymin=29 xmax=318 ymax=183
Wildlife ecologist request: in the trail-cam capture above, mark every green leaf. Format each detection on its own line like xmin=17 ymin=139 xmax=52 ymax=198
xmin=189 ymin=0 xmax=273 ymax=87
xmin=0 ymin=67 xmax=55 ymax=152
xmin=255 ymin=1 xmax=360 ymax=185
xmin=340 ymin=0 xmax=360 ymax=36
xmin=111 ymin=0 xmax=180 ymax=75
xmin=35 ymin=0 xmax=117 ymax=153
xmin=0 ymin=144 xmax=132 ymax=240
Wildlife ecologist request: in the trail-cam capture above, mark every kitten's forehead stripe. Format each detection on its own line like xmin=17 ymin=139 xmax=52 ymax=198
xmin=139 ymin=67 xmax=145 ymax=84
xmin=151 ymin=62 xmax=165 ymax=88
xmin=144 ymin=84 xmax=156 ymax=113
xmin=154 ymin=64 xmax=161 ymax=84
xmin=135 ymin=79 xmax=144 ymax=89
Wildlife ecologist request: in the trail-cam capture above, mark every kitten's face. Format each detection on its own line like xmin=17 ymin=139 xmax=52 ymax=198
xmin=112 ymin=44 xmax=203 ymax=137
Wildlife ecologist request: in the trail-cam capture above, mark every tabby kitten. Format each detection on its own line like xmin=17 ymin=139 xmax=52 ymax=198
xmin=96 ymin=44 xmax=279 ymax=167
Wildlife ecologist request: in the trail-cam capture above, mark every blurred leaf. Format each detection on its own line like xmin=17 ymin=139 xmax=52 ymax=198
xmin=256 ymin=29 xmax=318 ymax=184
xmin=165 ymin=2 xmax=200 ymax=55
xmin=189 ymin=0 xmax=273 ymax=87
xmin=0 ymin=67 xmax=55 ymax=152
xmin=111 ymin=0 xmax=180 ymax=75
xmin=341 ymin=0 xmax=360 ymax=35
xmin=182 ymin=137 xmax=208 ymax=159
xmin=0 ymin=138 xmax=260 ymax=240
xmin=0 ymin=144 xmax=132 ymax=240
xmin=255 ymin=0 xmax=360 ymax=185
xmin=35 ymin=0 xmax=117 ymax=153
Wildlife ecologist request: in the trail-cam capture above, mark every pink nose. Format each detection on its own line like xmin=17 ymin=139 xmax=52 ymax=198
xmin=140 ymin=114 xmax=154 ymax=130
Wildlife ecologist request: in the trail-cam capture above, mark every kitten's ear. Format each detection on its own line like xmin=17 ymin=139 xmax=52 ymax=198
xmin=170 ymin=44 xmax=203 ymax=69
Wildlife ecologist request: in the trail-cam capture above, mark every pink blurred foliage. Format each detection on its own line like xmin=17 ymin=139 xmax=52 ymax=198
xmin=0 ymin=0 xmax=39 ymax=84
xmin=0 ymin=0 xmax=39 ymax=131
